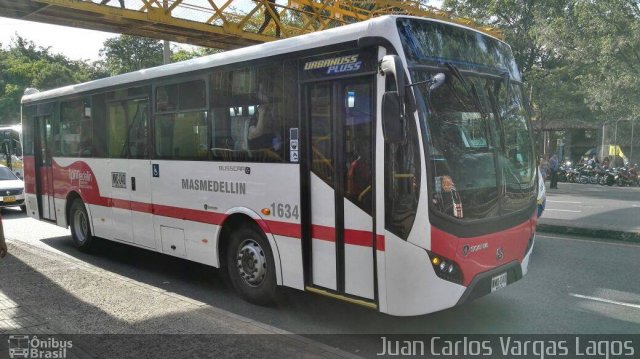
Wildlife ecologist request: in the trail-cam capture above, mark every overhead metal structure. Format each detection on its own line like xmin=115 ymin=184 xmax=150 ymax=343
xmin=0 ymin=0 xmax=502 ymax=50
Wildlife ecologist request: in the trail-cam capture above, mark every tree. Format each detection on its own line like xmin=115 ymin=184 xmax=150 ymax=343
xmin=98 ymin=35 xmax=164 ymax=75
xmin=0 ymin=35 xmax=101 ymax=125
xmin=442 ymin=0 xmax=598 ymax=142
xmin=170 ymin=46 xmax=223 ymax=62
xmin=543 ymin=0 xmax=640 ymax=121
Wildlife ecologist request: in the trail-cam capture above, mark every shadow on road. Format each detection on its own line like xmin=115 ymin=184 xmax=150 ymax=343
xmin=0 ymin=207 xmax=28 ymax=218
xmin=2 ymin=205 xmax=634 ymax=342
xmin=32 ymin=232 xmax=637 ymax=337
xmin=0 ymin=249 xmax=326 ymax=358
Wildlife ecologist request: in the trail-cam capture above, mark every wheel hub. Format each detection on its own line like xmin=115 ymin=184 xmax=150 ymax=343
xmin=73 ymin=209 xmax=88 ymax=243
xmin=236 ymin=239 xmax=267 ymax=287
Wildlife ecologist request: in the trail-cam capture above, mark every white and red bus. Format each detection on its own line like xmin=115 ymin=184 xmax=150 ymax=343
xmin=21 ymin=15 xmax=537 ymax=316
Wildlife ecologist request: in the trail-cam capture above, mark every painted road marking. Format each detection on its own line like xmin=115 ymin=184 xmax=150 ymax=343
xmin=547 ymin=200 xmax=583 ymax=204
xmin=545 ymin=209 xmax=582 ymax=212
xmin=570 ymin=293 xmax=640 ymax=310
xmin=537 ymin=234 xmax=640 ymax=248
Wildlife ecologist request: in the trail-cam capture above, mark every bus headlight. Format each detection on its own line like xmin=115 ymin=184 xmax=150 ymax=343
xmin=427 ymin=251 xmax=463 ymax=284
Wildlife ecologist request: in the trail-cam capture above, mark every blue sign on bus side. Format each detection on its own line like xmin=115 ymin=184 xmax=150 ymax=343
xmin=152 ymin=164 xmax=160 ymax=177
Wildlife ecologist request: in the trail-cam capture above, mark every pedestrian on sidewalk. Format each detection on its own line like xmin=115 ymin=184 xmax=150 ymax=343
xmin=549 ymin=154 xmax=559 ymax=189
xmin=0 ymin=215 xmax=6 ymax=258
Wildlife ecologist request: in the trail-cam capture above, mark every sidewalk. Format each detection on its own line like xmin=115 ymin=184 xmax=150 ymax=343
xmin=537 ymin=182 xmax=640 ymax=243
xmin=0 ymin=239 xmax=356 ymax=359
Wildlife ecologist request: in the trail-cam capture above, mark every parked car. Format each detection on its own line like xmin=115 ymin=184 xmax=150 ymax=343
xmin=0 ymin=164 xmax=25 ymax=211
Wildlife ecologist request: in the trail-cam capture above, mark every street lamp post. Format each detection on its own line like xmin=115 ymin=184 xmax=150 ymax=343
xmin=631 ymin=118 xmax=635 ymax=164
xmin=601 ymin=121 xmax=608 ymax=161
xmin=602 ymin=119 xmax=616 ymax=162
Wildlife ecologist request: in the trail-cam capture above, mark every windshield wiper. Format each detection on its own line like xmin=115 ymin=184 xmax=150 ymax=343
xmin=445 ymin=62 xmax=489 ymax=120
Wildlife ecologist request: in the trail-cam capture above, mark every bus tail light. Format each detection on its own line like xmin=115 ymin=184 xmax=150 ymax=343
xmin=427 ymin=251 xmax=463 ymax=285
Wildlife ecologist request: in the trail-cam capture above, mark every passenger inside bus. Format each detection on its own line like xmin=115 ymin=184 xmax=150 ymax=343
xmin=248 ymin=103 xmax=282 ymax=152
xmin=247 ymin=80 xmax=282 ymax=156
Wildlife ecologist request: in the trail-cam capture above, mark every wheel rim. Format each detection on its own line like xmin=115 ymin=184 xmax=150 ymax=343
xmin=73 ymin=208 xmax=89 ymax=244
xmin=236 ymin=238 xmax=267 ymax=287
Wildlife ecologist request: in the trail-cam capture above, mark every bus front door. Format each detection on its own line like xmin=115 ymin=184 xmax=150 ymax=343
xmin=304 ymin=78 xmax=376 ymax=302
xmin=34 ymin=115 xmax=57 ymax=221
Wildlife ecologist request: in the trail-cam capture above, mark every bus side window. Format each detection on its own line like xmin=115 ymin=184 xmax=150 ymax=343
xmin=210 ymin=63 xmax=287 ymax=163
xmin=60 ymin=99 xmax=92 ymax=158
xmin=154 ymin=80 xmax=208 ymax=160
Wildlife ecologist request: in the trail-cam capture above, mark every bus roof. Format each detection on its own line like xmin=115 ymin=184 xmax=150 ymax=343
xmin=21 ymin=15 xmax=503 ymax=104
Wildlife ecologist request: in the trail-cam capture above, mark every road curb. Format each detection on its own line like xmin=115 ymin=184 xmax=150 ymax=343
xmin=537 ymin=224 xmax=640 ymax=244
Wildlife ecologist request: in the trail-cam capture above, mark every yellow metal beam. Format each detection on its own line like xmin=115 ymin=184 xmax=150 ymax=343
xmin=0 ymin=0 xmax=502 ymax=51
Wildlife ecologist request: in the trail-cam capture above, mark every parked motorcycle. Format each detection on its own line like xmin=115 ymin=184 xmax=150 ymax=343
xmin=597 ymin=168 xmax=616 ymax=186
xmin=615 ymin=165 xmax=639 ymax=186
xmin=577 ymin=166 xmax=594 ymax=184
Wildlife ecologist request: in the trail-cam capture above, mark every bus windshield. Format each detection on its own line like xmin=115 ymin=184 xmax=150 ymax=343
xmin=398 ymin=18 xmax=536 ymax=221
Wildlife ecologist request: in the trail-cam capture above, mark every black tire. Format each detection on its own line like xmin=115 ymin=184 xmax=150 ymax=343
xmin=226 ymin=224 xmax=277 ymax=305
xmin=69 ymin=199 xmax=95 ymax=251
xmin=19 ymin=205 xmax=26 ymax=212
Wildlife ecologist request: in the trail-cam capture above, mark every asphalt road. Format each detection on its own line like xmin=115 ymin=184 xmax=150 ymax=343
xmin=541 ymin=182 xmax=640 ymax=233
xmin=1 ymin=208 xmax=639 ymax=355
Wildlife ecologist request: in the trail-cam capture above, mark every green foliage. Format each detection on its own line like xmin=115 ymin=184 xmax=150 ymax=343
xmin=98 ymin=35 xmax=164 ymax=75
xmin=547 ymin=0 xmax=640 ymax=120
xmin=0 ymin=32 xmax=226 ymax=126
xmin=443 ymin=0 xmax=640 ymax=131
xmin=0 ymin=35 xmax=101 ymax=125
xmin=170 ymin=46 xmax=224 ymax=62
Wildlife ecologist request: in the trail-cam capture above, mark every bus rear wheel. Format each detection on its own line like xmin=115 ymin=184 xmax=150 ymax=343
xmin=69 ymin=199 xmax=95 ymax=251
xmin=226 ymin=225 xmax=277 ymax=305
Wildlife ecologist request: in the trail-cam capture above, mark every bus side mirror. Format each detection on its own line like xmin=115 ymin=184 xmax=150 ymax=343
xmin=382 ymin=91 xmax=402 ymax=144
xmin=380 ymin=55 xmax=405 ymax=98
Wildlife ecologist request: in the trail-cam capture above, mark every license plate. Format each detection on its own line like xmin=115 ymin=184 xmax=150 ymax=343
xmin=3 ymin=196 xmax=15 ymax=203
xmin=491 ymin=272 xmax=508 ymax=292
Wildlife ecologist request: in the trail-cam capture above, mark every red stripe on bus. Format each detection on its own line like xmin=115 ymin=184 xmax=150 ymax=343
xmin=311 ymin=224 xmax=336 ymax=243
xmin=27 ymin=158 xmax=384 ymax=250
xmin=310 ymin=225 xmax=382 ymax=249
xmin=263 ymin=219 xmax=302 ymax=238
xmin=376 ymin=235 xmax=385 ymax=251
xmin=344 ymin=228 xmax=373 ymax=247
xmin=153 ymin=203 xmax=227 ymax=225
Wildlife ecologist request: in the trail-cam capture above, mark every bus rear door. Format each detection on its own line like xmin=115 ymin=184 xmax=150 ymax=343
xmin=107 ymin=97 xmax=155 ymax=248
xmin=34 ymin=114 xmax=56 ymax=221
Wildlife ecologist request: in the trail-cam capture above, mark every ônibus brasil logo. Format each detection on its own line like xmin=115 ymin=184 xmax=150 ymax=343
xmin=7 ymin=335 xmax=72 ymax=359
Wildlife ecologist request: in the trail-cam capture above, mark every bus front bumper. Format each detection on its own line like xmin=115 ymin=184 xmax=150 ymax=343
xmin=455 ymin=260 xmax=523 ymax=305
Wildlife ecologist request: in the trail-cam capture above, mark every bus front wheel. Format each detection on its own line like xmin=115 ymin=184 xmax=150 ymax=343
xmin=226 ymin=225 xmax=277 ymax=305
xmin=69 ymin=199 xmax=95 ymax=251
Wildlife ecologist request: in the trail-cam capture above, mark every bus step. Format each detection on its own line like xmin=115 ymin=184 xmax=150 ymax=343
xmin=305 ymin=286 xmax=377 ymax=310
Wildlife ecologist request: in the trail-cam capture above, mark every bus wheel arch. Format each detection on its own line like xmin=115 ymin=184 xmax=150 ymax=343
xmin=217 ymin=211 xmax=283 ymax=303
